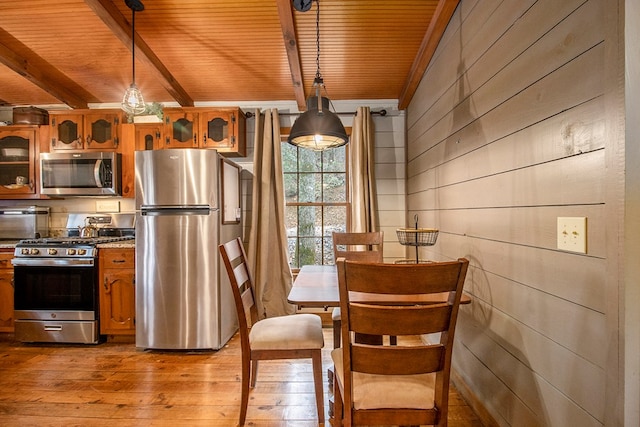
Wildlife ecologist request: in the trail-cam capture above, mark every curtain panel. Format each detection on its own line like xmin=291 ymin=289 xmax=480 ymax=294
xmin=350 ymin=106 xmax=378 ymax=232
xmin=248 ymin=109 xmax=295 ymax=318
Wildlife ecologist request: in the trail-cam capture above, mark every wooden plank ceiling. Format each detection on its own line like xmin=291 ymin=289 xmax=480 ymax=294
xmin=0 ymin=0 xmax=458 ymax=111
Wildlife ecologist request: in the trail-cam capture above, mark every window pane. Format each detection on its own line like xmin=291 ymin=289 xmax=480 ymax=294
xmin=323 ymin=173 xmax=346 ymax=202
xmin=299 ymin=148 xmax=321 ymax=172
xmin=298 ymin=206 xmax=321 ymax=237
xmin=324 ymin=206 xmax=346 ymax=236
xmin=298 ymin=237 xmax=322 ymax=266
xmin=284 ymin=173 xmax=298 ymax=203
xmin=299 ymin=173 xmax=321 ymax=202
xmin=285 ymin=206 xmax=297 ymax=237
xmin=322 ymin=236 xmax=334 ymax=265
xmin=282 ymin=143 xmax=298 ymax=172
xmin=288 ymin=237 xmax=298 ymax=267
xmin=323 ymin=146 xmax=346 ymax=172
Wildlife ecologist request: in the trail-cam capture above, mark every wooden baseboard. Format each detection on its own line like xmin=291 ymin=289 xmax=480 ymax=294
xmin=451 ymin=369 xmax=500 ymax=427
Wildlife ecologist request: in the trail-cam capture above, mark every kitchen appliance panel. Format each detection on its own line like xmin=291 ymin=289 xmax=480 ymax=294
xmin=135 ymin=149 xmax=219 ymax=209
xmin=0 ymin=206 xmax=49 ymax=239
xmin=40 ymin=151 xmax=121 ymax=196
xmin=14 ymin=320 xmax=98 ymax=344
xmin=136 ymin=208 xmax=221 ymax=350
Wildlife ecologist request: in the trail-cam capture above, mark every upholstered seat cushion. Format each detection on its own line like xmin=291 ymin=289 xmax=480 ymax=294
xmin=331 ymin=348 xmax=435 ymax=410
xmin=250 ymin=313 xmax=324 ymax=350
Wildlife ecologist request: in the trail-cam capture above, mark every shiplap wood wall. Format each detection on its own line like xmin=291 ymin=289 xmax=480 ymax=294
xmin=405 ymin=0 xmax=623 ymax=426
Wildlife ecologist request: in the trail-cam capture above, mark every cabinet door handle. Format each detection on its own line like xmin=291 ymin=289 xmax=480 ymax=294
xmin=112 ymin=259 xmax=126 ymax=264
xmin=203 ymin=133 xmax=207 ymax=145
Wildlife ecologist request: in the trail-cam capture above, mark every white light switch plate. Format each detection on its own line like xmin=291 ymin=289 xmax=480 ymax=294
xmin=96 ymin=200 xmax=120 ymax=213
xmin=557 ymin=217 xmax=587 ymax=253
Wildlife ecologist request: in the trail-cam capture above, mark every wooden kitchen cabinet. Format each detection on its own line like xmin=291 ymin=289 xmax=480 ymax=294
xmin=0 ymin=250 xmax=15 ymax=332
xmin=0 ymin=126 xmax=39 ymax=198
xmin=134 ymin=123 xmax=164 ymax=151
xmin=162 ymin=107 xmax=246 ymax=156
xmin=200 ymin=108 xmax=246 ymax=156
xmin=49 ymin=110 xmax=122 ymax=151
xmin=99 ymin=247 xmax=135 ymax=335
xmin=163 ymin=108 xmax=199 ymax=148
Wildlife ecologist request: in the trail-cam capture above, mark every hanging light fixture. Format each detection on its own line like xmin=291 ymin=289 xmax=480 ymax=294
xmin=121 ymin=0 xmax=146 ymax=115
xmin=288 ymin=0 xmax=348 ymax=151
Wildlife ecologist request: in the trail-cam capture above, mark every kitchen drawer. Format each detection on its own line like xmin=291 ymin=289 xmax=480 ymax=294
xmin=100 ymin=248 xmax=134 ymax=268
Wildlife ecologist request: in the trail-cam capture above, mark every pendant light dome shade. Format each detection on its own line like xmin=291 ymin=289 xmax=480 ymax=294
xmin=288 ymin=96 xmax=348 ymax=151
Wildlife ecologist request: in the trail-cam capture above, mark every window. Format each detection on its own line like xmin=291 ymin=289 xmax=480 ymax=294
xmin=282 ymin=142 xmax=349 ymax=269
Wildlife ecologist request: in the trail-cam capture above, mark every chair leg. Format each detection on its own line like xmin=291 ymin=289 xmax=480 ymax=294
xmin=333 ymin=318 xmax=341 ymax=349
xmin=250 ymin=360 xmax=258 ymax=388
xmin=311 ymin=350 xmax=325 ymax=423
xmin=239 ymin=358 xmax=251 ymax=425
xmin=333 ymin=369 xmax=344 ymax=426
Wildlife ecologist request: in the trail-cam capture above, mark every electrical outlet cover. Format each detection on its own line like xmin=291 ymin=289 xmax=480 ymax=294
xmin=557 ymin=217 xmax=587 ymax=253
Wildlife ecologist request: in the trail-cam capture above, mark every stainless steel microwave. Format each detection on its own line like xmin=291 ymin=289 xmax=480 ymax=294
xmin=40 ymin=151 xmax=121 ymax=196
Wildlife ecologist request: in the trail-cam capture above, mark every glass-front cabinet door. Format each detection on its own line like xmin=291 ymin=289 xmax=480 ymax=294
xmin=200 ymin=108 xmax=246 ymax=156
xmin=163 ymin=109 xmax=198 ymax=148
xmin=0 ymin=127 xmax=37 ymax=196
xmin=84 ymin=112 xmax=121 ymax=150
xmin=50 ymin=113 xmax=83 ymax=150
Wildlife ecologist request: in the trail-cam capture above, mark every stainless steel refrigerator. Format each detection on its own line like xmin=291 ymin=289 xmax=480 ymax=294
xmin=134 ymin=149 xmax=242 ymax=350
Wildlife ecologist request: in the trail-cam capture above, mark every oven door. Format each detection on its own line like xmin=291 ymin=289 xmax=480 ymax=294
xmin=13 ymin=259 xmax=99 ymax=343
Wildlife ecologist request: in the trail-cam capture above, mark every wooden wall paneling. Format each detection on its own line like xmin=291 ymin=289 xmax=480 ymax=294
xmin=408 ymin=0 xmax=510 ymax=122
xmin=459 ymin=266 xmax=606 ymax=368
xmin=410 ymin=0 xmax=598 ymax=139
xmin=408 ymin=150 xmax=604 ymax=211
xmin=409 ymin=50 xmax=604 ymax=180
xmin=454 ymin=309 xmax=605 ymax=426
xmin=452 ymin=337 xmax=541 ymax=426
xmin=411 ymin=98 xmax=606 ymax=193
xmin=436 ymin=204 xmax=605 ymax=257
xmin=409 ymin=39 xmax=605 ymax=165
xmin=439 ymin=232 xmax=606 ymax=324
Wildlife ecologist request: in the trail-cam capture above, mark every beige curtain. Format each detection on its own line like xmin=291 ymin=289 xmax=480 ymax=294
xmin=350 ymin=106 xmax=378 ymax=232
xmin=248 ymin=109 xmax=295 ymax=318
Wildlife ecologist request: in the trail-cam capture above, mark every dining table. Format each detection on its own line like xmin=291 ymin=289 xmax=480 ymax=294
xmin=288 ymin=264 xmax=472 ymax=310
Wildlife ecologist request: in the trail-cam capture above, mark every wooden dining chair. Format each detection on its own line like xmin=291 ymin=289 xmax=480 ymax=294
xmin=219 ymin=237 xmax=325 ymax=425
xmin=331 ymin=231 xmax=384 ymax=348
xmin=332 ymin=257 xmax=469 ymax=427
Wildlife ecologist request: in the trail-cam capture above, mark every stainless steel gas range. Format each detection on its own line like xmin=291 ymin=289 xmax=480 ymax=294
xmin=11 ymin=235 xmax=133 ymax=344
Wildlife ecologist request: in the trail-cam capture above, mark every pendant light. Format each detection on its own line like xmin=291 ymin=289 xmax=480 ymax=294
xmin=288 ymin=0 xmax=348 ymax=151
xmin=121 ymin=0 xmax=146 ymax=115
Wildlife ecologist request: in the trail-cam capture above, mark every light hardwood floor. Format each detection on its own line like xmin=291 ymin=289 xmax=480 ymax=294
xmin=0 ymin=329 xmax=483 ymax=426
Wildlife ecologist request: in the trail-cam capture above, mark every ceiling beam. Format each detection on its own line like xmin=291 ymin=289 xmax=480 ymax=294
xmin=85 ymin=0 xmax=194 ymax=107
xmin=398 ymin=0 xmax=460 ymax=110
xmin=276 ymin=0 xmax=307 ymax=111
xmin=0 ymin=27 xmax=91 ymax=109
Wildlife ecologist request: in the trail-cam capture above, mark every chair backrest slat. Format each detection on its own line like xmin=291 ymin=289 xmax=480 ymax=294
xmin=351 ymin=345 xmax=445 ymax=375
xmin=333 ymin=231 xmax=384 ymax=263
xmin=349 ymin=303 xmax=452 ymax=336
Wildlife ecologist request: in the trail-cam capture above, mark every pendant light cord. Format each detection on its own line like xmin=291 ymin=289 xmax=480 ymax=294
xmin=131 ymin=8 xmax=136 ymax=85
xmin=315 ymin=0 xmax=321 ymax=82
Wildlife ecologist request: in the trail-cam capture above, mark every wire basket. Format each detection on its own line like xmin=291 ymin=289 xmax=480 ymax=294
xmin=396 ymin=228 xmax=439 ymax=246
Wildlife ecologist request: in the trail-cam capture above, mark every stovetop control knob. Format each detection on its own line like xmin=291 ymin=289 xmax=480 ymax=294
xmin=77 ymin=249 xmax=87 ymax=256
xmin=48 ymin=248 xmax=58 ymax=255
xmin=67 ymin=249 xmax=76 ymax=255
xmin=29 ymin=248 xmax=40 ymax=255
xmin=21 ymin=248 xmax=30 ymax=255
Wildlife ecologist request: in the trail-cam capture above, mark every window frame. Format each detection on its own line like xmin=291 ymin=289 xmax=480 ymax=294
xmin=280 ymin=127 xmax=351 ymax=272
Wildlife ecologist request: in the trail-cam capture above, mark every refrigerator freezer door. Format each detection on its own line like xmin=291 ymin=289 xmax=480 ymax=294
xmin=135 ymin=208 xmax=235 ymax=350
xmin=135 ymin=149 xmax=219 ymax=209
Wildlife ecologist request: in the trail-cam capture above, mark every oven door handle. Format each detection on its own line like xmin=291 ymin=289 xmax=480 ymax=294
xmin=11 ymin=258 xmax=95 ymax=267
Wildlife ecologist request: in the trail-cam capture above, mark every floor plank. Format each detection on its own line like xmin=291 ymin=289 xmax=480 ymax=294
xmin=0 ymin=330 xmax=484 ymax=426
